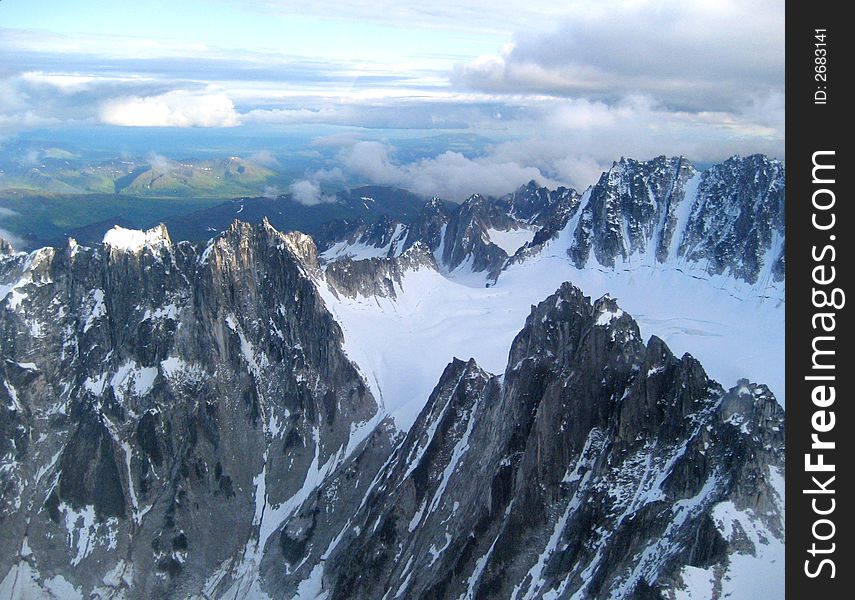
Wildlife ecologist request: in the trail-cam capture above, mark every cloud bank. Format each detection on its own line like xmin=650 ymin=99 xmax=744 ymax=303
xmin=0 ymin=207 xmax=25 ymax=249
xmin=1 ymin=0 xmax=783 ymax=197
xmin=338 ymin=141 xmax=558 ymax=200
xmin=288 ymin=179 xmax=337 ymax=205
xmin=327 ymin=90 xmax=783 ymax=197
xmin=454 ymin=0 xmax=783 ymax=112
xmin=100 ymin=90 xmax=240 ymax=128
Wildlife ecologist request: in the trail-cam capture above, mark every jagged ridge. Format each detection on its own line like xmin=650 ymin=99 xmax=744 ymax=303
xmin=319 ymin=154 xmax=784 ymax=288
xmin=314 ymin=283 xmax=784 ymax=599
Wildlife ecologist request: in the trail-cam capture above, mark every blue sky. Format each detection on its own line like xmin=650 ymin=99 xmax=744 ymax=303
xmin=0 ymin=0 xmax=784 ymax=196
xmin=0 ymin=0 xmax=506 ymax=64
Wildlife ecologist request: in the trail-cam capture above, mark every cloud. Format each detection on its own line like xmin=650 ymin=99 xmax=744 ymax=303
xmin=0 ymin=27 xmax=216 ymax=60
xmin=310 ymin=132 xmax=367 ymax=148
xmin=0 ymin=0 xmax=783 ymax=179
xmin=455 ymin=0 xmax=783 ymax=113
xmin=480 ymin=95 xmax=783 ymax=189
xmin=21 ymin=149 xmax=41 ymax=166
xmin=0 ymin=106 xmax=62 ymax=135
xmin=0 ymin=72 xmax=173 ymax=136
xmin=247 ymin=150 xmax=280 ymax=168
xmin=341 ymin=141 xmax=559 ymax=201
xmin=0 ymin=229 xmax=25 ymax=249
xmin=243 ymin=107 xmax=348 ymax=126
xmin=342 ymin=142 xmax=398 ymax=185
xmin=288 ymin=179 xmax=336 ymax=205
xmin=242 ymin=102 xmax=508 ymax=131
xmin=100 ymin=90 xmax=240 ymax=127
xmin=20 ymin=72 xmax=98 ymax=94
xmin=331 ymin=88 xmax=784 ymax=195
xmin=0 ymin=207 xmax=25 ymax=249
xmin=262 ymin=185 xmax=281 ymax=199
xmin=145 ymin=152 xmax=176 ymax=173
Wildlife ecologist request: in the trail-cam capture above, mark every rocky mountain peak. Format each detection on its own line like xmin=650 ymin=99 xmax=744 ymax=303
xmin=398 ymin=197 xmax=452 ymax=255
xmin=0 ymin=238 xmax=14 ymax=256
xmin=323 ymin=238 xmax=439 ymax=300
xmin=0 ymin=217 xmax=384 ymax=598
xmin=307 ymin=282 xmax=783 ymax=599
xmin=422 ymin=196 xmax=450 ymax=214
xmin=278 ymin=230 xmax=320 ymax=271
xmin=678 ymin=154 xmax=784 ymax=283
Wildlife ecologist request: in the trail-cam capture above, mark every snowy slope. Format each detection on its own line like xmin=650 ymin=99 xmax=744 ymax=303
xmin=314 ymin=155 xmax=784 ymax=433
xmin=317 ymin=217 xmax=783 ymax=432
xmin=485 ymin=226 xmax=537 ymax=255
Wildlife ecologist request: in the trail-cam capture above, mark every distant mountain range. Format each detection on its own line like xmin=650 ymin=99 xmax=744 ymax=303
xmin=158 ymin=186 xmax=439 ymax=250
xmin=0 ymin=184 xmax=441 ymax=252
xmin=318 ymin=154 xmax=784 ymax=287
xmin=0 ymin=155 xmax=276 ymax=198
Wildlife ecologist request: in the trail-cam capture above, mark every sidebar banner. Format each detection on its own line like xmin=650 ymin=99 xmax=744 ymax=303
xmin=786 ymin=0 xmax=852 ymax=597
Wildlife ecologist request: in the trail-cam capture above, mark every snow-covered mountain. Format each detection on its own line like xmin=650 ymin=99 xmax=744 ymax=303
xmin=320 ymin=154 xmax=784 ymax=290
xmin=316 ymin=155 xmax=784 ymax=428
xmin=0 ymin=154 xmax=784 ymax=599
xmin=315 ymin=286 xmax=784 ymax=600
xmin=319 ymin=183 xmax=579 ymax=280
xmin=0 ymin=222 xmax=386 ymax=598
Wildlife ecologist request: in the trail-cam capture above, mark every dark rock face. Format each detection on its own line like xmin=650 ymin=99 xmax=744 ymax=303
xmin=402 ymin=197 xmax=453 ymax=254
xmin=500 ymin=180 xmax=579 ymax=227
xmin=438 ymin=194 xmax=512 ymax=277
xmin=0 ymin=239 xmax=15 ymax=257
xmin=324 ymin=242 xmax=438 ymax=299
xmin=409 ymin=185 xmax=581 ymax=279
xmin=569 ymin=156 xmax=698 ymax=267
xmin=315 ymin=284 xmax=784 ymax=599
xmin=320 ymin=216 xmax=409 ymax=261
xmin=566 ymin=154 xmax=784 ymax=284
xmin=0 ymin=221 xmax=383 ymax=598
xmin=678 ymin=155 xmax=785 ymax=284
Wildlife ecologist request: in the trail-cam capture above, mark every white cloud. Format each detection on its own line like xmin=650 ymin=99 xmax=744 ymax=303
xmin=20 ymin=72 xmax=98 ymax=94
xmin=0 ymin=207 xmax=25 ymax=249
xmin=243 ymin=107 xmax=350 ymax=126
xmin=330 ymin=86 xmax=783 ymax=196
xmin=0 ymin=110 xmax=61 ymax=134
xmin=455 ymin=0 xmax=783 ymax=112
xmin=342 ymin=141 xmax=559 ymax=201
xmin=342 ymin=142 xmax=398 ymax=185
xmin=100 ymin=90 xmax=240 ymax=127
xmin=482 ymin=95 xmax=783 ymax=189
xmin=288 ymin=179 xmax=336 ymax=205
xmin=145 ymin=152 xmax=176 ymax=173
xmin=0 ymin=229 xmax=25 ymax=249
xmin=247 ymin=150 xmax=280 ymax=168
xmin=0 ymin=70 xmax=179 ymax=135
xmin=22 ymin=149 xmax=42 ymax=166
xmin=263 ymin=185 xmax=281 ymax=199
xmin=0 ymin=28 xmax=215 ymax=60
xmin=0 ymin=0 xmax=783 ymax=177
